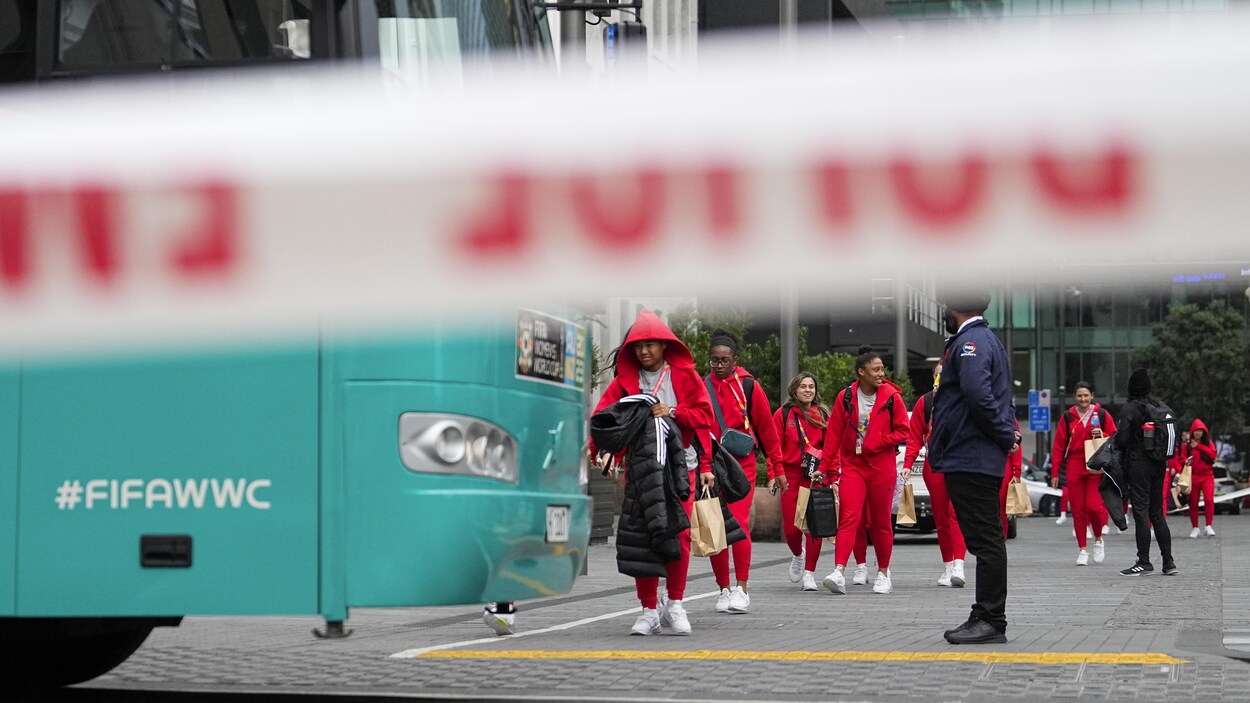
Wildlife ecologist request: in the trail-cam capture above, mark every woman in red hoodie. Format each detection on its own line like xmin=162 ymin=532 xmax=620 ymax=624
xmin=1049 ymin=382 xmax=1116 ymax=566
xmin=704 ymin=331 xmax=784 ymax=614
xmin=904 ymin=364 xmax=967 ymax=588
xmin=773 ymin=373 xmax=828 ymax=592
xmin=1182 ymin=419 xmax=1218 ymax=538
xmin=818 ymin=346 xmax=910 ymax=595
xmin=590 ymin=309 xmax=716 ymax=636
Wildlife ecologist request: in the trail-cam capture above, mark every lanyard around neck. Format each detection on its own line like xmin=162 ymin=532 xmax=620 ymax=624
xmin=729 ymin=371 xmax=751 ymax=431
xmin=648 ymin=364 xmax=670 ymax=395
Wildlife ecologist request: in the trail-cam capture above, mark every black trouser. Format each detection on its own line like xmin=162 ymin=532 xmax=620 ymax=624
xmin=1127 ymin=460 xmax=1172 ymax=566
xmin=945 ymin=471 xmax=1008 ymax=633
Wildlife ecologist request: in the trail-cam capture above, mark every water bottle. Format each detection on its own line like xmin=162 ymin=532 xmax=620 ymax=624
xmin=1091 ymin=412 xmax=1101 ymax=432
xmin=1143 ymin=422 xmax=1155 ymax=441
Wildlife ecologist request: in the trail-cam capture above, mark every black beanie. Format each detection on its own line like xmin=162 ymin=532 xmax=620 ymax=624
xmin=1128 ymin=367 xmax=1152 ymax=396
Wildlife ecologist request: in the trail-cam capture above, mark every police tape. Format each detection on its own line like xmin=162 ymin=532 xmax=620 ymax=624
xmin=0 ymin=13 xmax=1248 ymax=349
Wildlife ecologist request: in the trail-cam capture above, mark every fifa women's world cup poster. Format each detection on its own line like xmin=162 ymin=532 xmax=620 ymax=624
xmin=516 ymin=309 xmax=586 ymax=390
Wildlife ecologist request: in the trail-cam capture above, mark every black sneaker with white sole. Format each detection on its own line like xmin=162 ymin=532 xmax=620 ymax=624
xmin=1119 ymin=562 xmax=1154 ymax=576
xmin=1162 ymin=562 xmax=1178 ymax=576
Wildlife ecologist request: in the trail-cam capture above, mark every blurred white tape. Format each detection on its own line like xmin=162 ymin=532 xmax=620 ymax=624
xmin=0 ymin=14 xmax=1248 ymax=350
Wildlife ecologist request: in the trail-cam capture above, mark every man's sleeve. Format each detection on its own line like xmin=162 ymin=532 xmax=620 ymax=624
xmin=955 ymin=335 xmax=1015 ymax=450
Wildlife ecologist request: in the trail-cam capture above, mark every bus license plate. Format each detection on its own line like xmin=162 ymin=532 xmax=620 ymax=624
xmin=546 ymin=504 xmax=570 ymax=543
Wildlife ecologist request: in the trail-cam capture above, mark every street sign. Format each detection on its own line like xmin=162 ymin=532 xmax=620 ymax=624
xmin=1040 ymin=389 xmax=1052 ymax=406
xmin=1028 ymin=389 xmax=1040 ymax=406
xmin=1029 ymin=406 xmax=1051 ymax=433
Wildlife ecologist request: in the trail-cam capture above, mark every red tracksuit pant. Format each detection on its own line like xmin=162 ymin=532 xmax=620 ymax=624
xmin=636 ymin=470 xmax=694 ymax=608
xmin=781 ymin=470 xmax=824 ymax=572
xmin=1189 ymin=474 xmax=1215 ymax=527
xmin=834 ymin=464 xmax=895 ymax=570
xmin=1066 ymin=468 xmax=1107 ymax=549
xmin=710 ymin=456 xmax=754 ymax=585
xmin=925 ymin=465 xmax=966 ymax=562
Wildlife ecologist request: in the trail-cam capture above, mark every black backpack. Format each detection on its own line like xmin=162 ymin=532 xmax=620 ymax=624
xmin=841 ymin=383 xmax=895 ymax=418
xmin=1141 ymin=400 xmax=1179 ymax=461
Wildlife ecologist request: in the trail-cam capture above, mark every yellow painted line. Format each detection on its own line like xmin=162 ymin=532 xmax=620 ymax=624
xmin=419 ymin=649 xmax=1186 ymax=665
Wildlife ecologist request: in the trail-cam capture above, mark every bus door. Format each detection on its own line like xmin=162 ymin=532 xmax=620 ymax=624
xmin=0 ymin=365 xmax=17 ymax=615
xmin=15 ymin=348 xmax=320 ymax=617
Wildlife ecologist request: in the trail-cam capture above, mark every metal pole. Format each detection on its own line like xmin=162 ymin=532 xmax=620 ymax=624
xmin=780 ymin=0 xmax=799 ymax=49
xmin=559 ymin=2 xmax=586 ymax=75
xmin=781 ymin=284 xmax=799 ymax=396
xmin=895 ymin=276 xmax=908 ymax=382
xmin=1034 ymin=279 xmax=1044 ymax=467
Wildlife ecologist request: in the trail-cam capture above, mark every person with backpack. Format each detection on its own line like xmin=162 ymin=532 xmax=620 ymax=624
xmin=929 ymin=289 xmax=1017 ymax=645
xmin=905 ymin=364 xmax=967 ymax=588
xmin=1111 ymin=368 xmax=1177 ymax=576
xmin=817 ymin=346 xmax=910 ymax=596
xmin=773 ymin=372 xmax=829 ymax=592
xmin=1181 ymin=418 xmax=1218 ymax=538
xmin=704 ymin=330 xmax=784 ymax=613
xmin=1049 ymin=382 xmax=1116 ymax=566
xmin=589 ymin=309 xmax=717 ymax=635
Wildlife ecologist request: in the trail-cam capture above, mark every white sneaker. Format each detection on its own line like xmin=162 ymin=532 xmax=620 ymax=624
xmin=1076 ymin=550 xmax=1089 ymax=566
xmin=1190 ymin=527 xmax=1200 ymax=539
xmin=1092 ymin=540 xmax=1105 ymax=564
xmin=482 ymin=607 xmax=515 ymax=636
xmin=823 ymin=569 xmax=847 ymax=595
xmin=1206 ymin=525 xmax=1216 ymax=537
xmin=715 ymin=587 xmax=732 ymax=613
xmin=1055 ymin=514 xmax=1068 ymax=525
xmin=1102 ymin=524 xmax=1110 ymax=535
xmin=852 ymin=564 xmax=870 ymax=586
xmin=951 ymin=559 xmax=966 ymax=588
xmin=937 ymin=562 xmax=953 ymax=587
xmin=659 ymin=599 xmax=691 ymax=635
xmin=872 ymin=569 xmax=893 ymax=594
xmin=728 ymin=586 xmax=750 ymax=614
xmin=801 ymin=571 xmax=818 ymax=591
xmin=788 ymin=554 xmax=804 ymax=583
xmin=631 ymin=608 xmax=661 ymax=636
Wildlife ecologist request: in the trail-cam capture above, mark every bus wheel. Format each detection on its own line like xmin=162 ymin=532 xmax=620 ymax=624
xmin=1 ymin=626 xmax=152 ymax=690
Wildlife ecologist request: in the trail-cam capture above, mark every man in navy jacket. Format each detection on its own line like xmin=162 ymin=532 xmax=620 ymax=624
xmin=929 ymin=289 xmax=1018 ymax=645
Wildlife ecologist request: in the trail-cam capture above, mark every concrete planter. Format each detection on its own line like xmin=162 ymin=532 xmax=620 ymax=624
xmin=749 ymin=487 xmax=783 ymax=542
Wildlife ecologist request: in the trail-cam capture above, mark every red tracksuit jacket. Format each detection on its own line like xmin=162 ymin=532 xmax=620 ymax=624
xmin=590 ymin=310 xmax=715 ymax=474
xmin=1050 ymin=404 xmax=1118 ymax=479
xmin=821 ymin=379 xmax=910 ymax=483
xmin=706 ymin=367 xmax=785 ymax=479
xmin=1180 ymin=418 xmax=1217 ymax=478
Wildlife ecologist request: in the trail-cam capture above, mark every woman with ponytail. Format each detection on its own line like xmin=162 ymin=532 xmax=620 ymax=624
xmin=818 ymin=346 xmax=911 ymax=595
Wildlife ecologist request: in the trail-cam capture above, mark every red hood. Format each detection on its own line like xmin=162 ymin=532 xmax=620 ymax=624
xmin=1190 ymin=417 xmax=1210 ymax=437
xmin=615 ymin=309 xmax=695 ymax=376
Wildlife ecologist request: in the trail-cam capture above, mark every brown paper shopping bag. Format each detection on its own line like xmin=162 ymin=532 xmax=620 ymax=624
xmin=1006 ymin=479 xmax=1033 ymax=516
xmin=1084 ymin=437 xmax=1109 ymax=473
xmin=690 ymin=487 xmax=727 ymax=557
xmin=895 ymin=483 xmax=917 ymax=526
xmin=1178 ymin=464 xmax=1193 ymax=494
xmin=794 ymin=485 xmax=811 ymax=533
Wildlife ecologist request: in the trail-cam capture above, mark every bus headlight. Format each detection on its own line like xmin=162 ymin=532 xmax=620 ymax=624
xmin=399 ymin=413 xmax=518 ymax=483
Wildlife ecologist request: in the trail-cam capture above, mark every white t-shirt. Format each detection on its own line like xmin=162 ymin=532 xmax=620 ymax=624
xmin=857 ymin=388 xmax=876 ymax=439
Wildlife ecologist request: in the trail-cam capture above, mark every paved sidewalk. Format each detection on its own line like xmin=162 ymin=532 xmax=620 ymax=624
xmin=80 ymin=512 xmax=1250 ymax=701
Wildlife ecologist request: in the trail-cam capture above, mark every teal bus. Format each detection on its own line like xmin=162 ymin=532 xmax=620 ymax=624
xmin=2 ymin=313 xmax=592 ymax=688
xmin=0 ymin=0 xmax=592 ymax=690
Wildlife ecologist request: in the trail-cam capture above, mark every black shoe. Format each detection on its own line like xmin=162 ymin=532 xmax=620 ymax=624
xmin=1162 ymin=562 xmax=1178 ymax=576
xmin=944 ymin=620 xmax=1007 ymax=645
xmin=1120 ymin=562 xmax=1154 ymax=576
xmin=943 ymin=617 xmax=977 ymax=637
